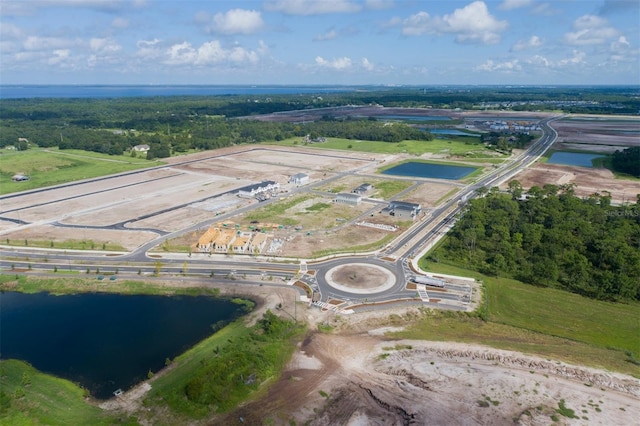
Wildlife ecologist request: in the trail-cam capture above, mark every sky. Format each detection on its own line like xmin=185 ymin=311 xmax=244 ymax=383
xmin=1 ymin=0 xmax=639 ymax=85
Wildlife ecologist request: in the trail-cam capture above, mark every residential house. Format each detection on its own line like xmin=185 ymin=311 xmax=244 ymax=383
xmin=335 ymin=192 xmax=362 ymax=206
xmin=289 ymin=173 xmax=310 ymax=186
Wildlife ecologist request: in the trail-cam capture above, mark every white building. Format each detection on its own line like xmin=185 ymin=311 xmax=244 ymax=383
xmin=335 ymin=193 xmax=362 ymax=206
xmin=289 ymin=173 xmax=310 ymax=186
xmin=237 ymin=181 xmax=280 ymax=198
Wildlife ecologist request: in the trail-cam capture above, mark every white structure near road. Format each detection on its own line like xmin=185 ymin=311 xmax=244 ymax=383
xmin=334 ymin=192 xmax=362 ymax=206
xmin=289 ymin=173 xmax=310 ymax=186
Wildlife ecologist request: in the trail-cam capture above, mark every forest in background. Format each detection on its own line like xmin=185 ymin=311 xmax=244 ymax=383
xmin=431 ymin=182 xmax=640 ymax=302
xmin=2 ymin=86 xmax=638 ymax=157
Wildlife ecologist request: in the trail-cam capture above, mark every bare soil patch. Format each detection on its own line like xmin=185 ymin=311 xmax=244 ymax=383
xmin=214 ymin=307 xmax=640 ymax=426
xmin=330 ymin=264 xmax=389 ymax=289
xmin=508 ymin=163 xmax=640 ymax=203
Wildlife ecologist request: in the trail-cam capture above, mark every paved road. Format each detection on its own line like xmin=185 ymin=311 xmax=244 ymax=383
xmin=1 ymin=117 xmax=560 ymax=310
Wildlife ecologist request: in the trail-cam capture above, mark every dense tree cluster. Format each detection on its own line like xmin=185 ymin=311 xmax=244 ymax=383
xmin=0 ymin=97 xmax=434 ymax=157
xmin=611 ymin=146 xmax=640 ymax=177
xmin=436 ymin=182 xmax=640 ymax=302
xmin=481 ymin=131 xmax=534 ymax=152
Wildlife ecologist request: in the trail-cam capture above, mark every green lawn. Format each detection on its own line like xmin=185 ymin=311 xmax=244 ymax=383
xmin=0 ymin=359 xmax=138 ymax=425
xmin=268 ymin=136 xmax=502 ymax=157
xmin=0 ymin=148 xmax=164 ymax=195
xmin=408 ymin=260 xmax=640 ymax=376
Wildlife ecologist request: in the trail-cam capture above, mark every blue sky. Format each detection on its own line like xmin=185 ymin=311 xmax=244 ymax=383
xmin=1 ymin=0 xmax=638 ymax=85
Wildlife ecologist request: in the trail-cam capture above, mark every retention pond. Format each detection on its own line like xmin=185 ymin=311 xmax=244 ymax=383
xmin=547 ymin=151 xmax=605 ymax=168
xmin=382 ymin=161 xmax=477 ymax=180
xmin=0 ymin=291 xmax=248 ymax=399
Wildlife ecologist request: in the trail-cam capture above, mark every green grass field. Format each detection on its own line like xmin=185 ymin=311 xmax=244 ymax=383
xmin=268 ymin=136 xmax=502 ymax=157
xmin=0 ymin=148 xmax=164 ymax=195
xmin=0 ymin=359 xmax=138 ymax=425
xmin=409 ymin=260 xmax=640 ymax=376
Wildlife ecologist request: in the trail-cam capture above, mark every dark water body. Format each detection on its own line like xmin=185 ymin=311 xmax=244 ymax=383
xmin=547 ymin=151 xmax=605 ymax=168
xmin=374 ymin=115 xmax=451 ymax=121
xmin=430 ymin=129 xmax=481 ymax=137
xmin=0 ymin=291 xmax=247 ymax=399
xmin=382 ymin=161 xmax=476 ymax=180
xmin=0 ymin=85 xmax=360 ymax=99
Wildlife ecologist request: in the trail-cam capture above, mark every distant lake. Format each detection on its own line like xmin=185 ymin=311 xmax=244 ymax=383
xmin=430 ymin=129 xmax=481 ymax=137
xmin=0 ymin=291 xmax=248 ymax=399
xmin=382 ymin=161 xmax=476 ymax=180
xmin=373 ymin=115 xmax=452 ymax=121
xmin=547 ymin=151 xmax=605 ymax=168
xmin=0 ymin=85 xmax=359 ymax=99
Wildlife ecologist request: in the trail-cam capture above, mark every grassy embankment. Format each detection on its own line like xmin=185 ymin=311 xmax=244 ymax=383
xmin=0 ymin=275 xmax=302 ymax=424
xmin=2 ymin=238 xmax=126 ymax=252
xmin=395 ymin=258 xmax=640 ymax=377
xmin=144 ymin=314 xmax=306 ymax=423
xmin=0 ymin=148 xmax=164 ymax=195
xmin=0 ymin=360 xmax=138 ymax=426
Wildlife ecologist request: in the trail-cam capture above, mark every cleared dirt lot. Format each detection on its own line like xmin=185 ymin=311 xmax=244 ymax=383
xmin=553 ymin=115 xmax=640 ymax=153
xmin=508 ymin=164 xmax=639 ymax=203
xmin=211 ymin=306 xmax=639 ymax=426
xmin=0 ymin=146 xmax=379 ymax=250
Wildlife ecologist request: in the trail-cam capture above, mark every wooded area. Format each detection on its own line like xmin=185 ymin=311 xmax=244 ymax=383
xmin=433 ymin=183 xmax=640 ymax=302
xmin=612 ymin=146 xmax=640 ymax=177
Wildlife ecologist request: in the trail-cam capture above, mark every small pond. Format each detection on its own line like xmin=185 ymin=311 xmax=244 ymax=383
xmin=429 ymin=129 xmax=481 ymax=137
xmin=382 ymin=161 xmax=477 ymax=180
xmin=0 ymin=291 xmax=248 ymax=399
xmin=547 ymin=151 xmax=605 ymax=168
xmin=373 ymin=115 xmax=451 ymax=121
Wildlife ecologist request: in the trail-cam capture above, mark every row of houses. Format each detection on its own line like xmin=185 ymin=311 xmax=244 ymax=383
xmin=196 ymin=225 xmax=269 ymax=254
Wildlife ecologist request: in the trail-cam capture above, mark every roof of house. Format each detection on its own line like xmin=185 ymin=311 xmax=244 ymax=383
xmin=291 ymin=173 xmax=309 ymax=179
xmin=390 ymin=200 xmax=421 ymax=210
xmin=237 ymin=180 xmax=279 ymax=193
xmin=198 ymin=227 xmax=220 ymax=246
xmin=337 ymin=192 xmax=362 ymax=200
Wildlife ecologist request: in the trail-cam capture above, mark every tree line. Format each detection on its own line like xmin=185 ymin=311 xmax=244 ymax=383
xmin=611 ymin=146 xmax=640 ymax=177
xmin=432 ymin=182 xmax=640 ymax=302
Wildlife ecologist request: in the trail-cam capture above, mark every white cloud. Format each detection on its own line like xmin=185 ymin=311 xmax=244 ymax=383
xmin=499 ymin=0 xmax=533 ymax=10
xmin=557 ymin=50 xmax=586 ymax=66
xmin=564 ymin=15 xmax=619 ymax=45
xmin=314 ymin=29 xmax=338 ymax=41
xmin=474 ymin=59 xmax=522 ymax=72
xmin=0 ymin=23 xmax=25 ymax=39
xmin=512 ymin=35 xmax=543 ymax=51
xmin=522 ymin=50 xmax=586 ymax=68
xmin=362 ymin=57 xmax=374 ymax=71
xmin=315 ymin=56 xmax=352 ymax=70
xmin=23 ymin=36 xmax=75 ymax=51
xmin=48 ymin=49 xmax=71 ymax=66
xmin=265 ymin=0 xmax=361 ymax=16
xmin=164 ymin=40 xmax=260 ymax=66
xmin=89 ymin=37 xmax=121 ymax=53
xmin=210 ymin=9 xmax=264 ymax=35
xmin=403 ymin=1 xmax=508 ymax=44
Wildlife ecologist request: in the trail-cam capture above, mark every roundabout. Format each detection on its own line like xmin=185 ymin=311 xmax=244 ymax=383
xmin=324 ymin=262 xmax=396 ymax=295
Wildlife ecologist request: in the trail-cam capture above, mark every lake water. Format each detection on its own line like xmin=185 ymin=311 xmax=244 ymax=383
xmin=382 ymin=161 xmax=476 ymax=179
xmin=547 ymin=151 xmax=605 ymax=168
xmin=373 ymin=115 xmax=451 ymax=121
xmin=0 ymin=291 xmax=248 ymax=399
xmin=430 ymin=129 xmax=480 ymax=137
